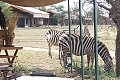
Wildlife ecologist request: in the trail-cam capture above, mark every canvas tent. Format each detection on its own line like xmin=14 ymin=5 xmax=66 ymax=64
xmin=0 ymin=0 xmax=65 ymax=7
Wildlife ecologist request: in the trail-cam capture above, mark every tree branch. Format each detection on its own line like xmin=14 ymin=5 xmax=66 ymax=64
xmin=105 ymin=0 xmax=115 ymax=6
xmin=97 ymin=3 xmax=110 ymax=11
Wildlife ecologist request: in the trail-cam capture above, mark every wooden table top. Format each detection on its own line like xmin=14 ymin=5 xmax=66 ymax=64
xmin=0 ymin=67 xmax=14 ymax=71
xmin=0 ymin=46 xmax=23 ymax=50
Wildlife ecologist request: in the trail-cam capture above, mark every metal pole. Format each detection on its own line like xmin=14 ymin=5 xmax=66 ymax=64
xmin=79 ymin=0 xmax=84 ymax=80
xmin=93 ymin=0 xmax=99 ymax=80
xmin=68 ymin=0 xmax=72 ymax=73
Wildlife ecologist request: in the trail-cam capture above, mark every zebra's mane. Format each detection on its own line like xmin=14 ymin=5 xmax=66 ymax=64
xmin=49 ymin=29 xmax=61 ymax=33
xmin=50 ymin=29 xmax=66 ymax=35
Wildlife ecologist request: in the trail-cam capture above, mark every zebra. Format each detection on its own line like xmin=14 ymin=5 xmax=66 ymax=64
xmin=45 ymin=29 xmax=94 ymax=68
xmin=59 ymin=33 xmax=114 ymax=72
xmin=45 ymin=29 xmax=65 ymax=58
xmin=75 ymin=25 xmax=92 ymax=67
xmin=75 ymin=25 xmax=90 ymax=37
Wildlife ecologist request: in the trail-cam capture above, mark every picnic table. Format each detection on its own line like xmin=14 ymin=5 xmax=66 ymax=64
xmin=0 ymin=46 xmax=23 ymax=66
xmin=0 ymin=30 xmax=23 ymax=80
xmin=0 ymin=46 xmax=23 ymax=80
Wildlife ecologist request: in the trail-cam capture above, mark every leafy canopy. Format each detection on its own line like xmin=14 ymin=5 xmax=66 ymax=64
xmin=0 ymin=1 xmax=12 ymax=21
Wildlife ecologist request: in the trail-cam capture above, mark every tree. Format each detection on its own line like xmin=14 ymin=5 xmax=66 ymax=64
xmin=83 ymin=0 xmax=120 ymax=77
xmin=49 ymin=5 xmax=68 ymax=27
xmin=37 ymin=7 xmax=48 ymax=12
xmin=0 ymin=1 xmax=12 ymax=22
xmin=86 ymin=8 xmax=105 ymax=25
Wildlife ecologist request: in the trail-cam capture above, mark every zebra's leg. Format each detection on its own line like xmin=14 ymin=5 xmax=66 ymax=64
xmin=62 ymin=48 xmax=67 ymax=68
xmin=62 ymin=49 xmax=71 ymax=73
xmin=59 ymin=44 xmax=62 ymax=60
xmin=63 ymin=52 xmax=67 ymax=68
xmin=48 ymin=43 xmax=52 ymax=58
xmin=59 ymin=43 xmax=68 ymax=68
xmin=87 ymin=54 xmax=90 ymax=69
xmin=59 ymin=45 xmax=63 ymax=66
xmin=59 ymin=51 xmax=63 ymax=66
xmin=62 ymin=52 xmax=70 ymax=73
xmin=90 ymin=53 xmax=95 ymax=69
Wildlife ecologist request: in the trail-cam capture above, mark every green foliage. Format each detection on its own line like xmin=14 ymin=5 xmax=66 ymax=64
xmin=0 ymin=1 xmax=12 ymax=21
xmin=14 ymin=65 xmax=37 ymax=75
xmin=49 ymin=5 xmax=68 ymax=27
xmin=73 ymin=60 xmax=81 ymax=71
xmin=72 ymin=59 xmax=117 ymax=79
xmin=37 ymin=7 xmax=48 ymax=12
xmin=86 ymin=8 xmax=105 ymax=25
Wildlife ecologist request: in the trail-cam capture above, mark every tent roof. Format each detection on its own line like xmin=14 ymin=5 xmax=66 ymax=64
xmin=11 ymin=5 xmax=49 ymax=15
xmin=1 ymin=0 xmax=65 ymax=7
xmin=11 ymin=5 xmax=49 ymax=18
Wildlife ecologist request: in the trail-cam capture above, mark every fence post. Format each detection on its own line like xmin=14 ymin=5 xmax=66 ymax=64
xmin=68 ymin=0 xmax=72 ymax=73
xmin=79 ymin=0 xmax=84 ymax=80
xmin=93 ymin=0 xmax=99 ymax=80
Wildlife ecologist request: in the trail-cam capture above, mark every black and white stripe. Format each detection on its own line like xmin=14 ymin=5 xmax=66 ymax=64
xmin=45 ymin=29 xmax=94 ymax=68
xmin=59 ymin=33 xmax=114 ymax=72
xmin=75 ymin=25 xmax=90 ymax=37
xmin=45 ymin=29 xmax=65 ymax=58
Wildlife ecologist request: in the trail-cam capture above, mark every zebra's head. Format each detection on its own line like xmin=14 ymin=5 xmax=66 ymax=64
xmin=104 ymin=57 xmax=114 ymax=72
xmin=45 ymin=29 xmax=51 ymax=42
xmin=45 ymin=29 xmax=65 ymax=43
xmin=45 ymin=29 xmax=57 ymax=42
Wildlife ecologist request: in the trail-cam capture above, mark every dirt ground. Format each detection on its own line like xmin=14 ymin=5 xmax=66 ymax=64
xmin=10 ymin=26 xmax=116 ymax=79
xmin=13 ymin=26 xmax=116 ymax=59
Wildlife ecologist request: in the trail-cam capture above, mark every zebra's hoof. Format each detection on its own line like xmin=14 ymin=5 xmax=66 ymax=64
xmin=49 ymin=55 xmax=52 ymax=58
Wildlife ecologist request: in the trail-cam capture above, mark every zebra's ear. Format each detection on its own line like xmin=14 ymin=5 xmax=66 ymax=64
xmin=62 ymin=31 xmax=65 ymax=33
xmin=50 ymin=28 xmax=54 ymax=31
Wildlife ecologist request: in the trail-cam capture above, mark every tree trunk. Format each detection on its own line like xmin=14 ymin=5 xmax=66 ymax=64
xmin=116 ymin=27 xmax=120 ymax=77
xmin=109 ymin=4 xmax=120 ymax=76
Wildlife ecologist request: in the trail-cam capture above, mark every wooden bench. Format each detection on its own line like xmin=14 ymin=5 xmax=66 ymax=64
xmin=0 ymin=30 xmax=23 ymax=80
xmin=0 ymin=67 xmax=23 ymax=80
xmin=0 ymin=30 xmax=23 ymax=66
xmin=0 ymin=67 xmax=14 ymax=80
xmin=0 ymin=46 xmax=23 ymax=67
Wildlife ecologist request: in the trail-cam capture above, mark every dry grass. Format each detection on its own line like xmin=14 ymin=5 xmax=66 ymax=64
xmin=0 ymin=25 xmax=117 ymax=79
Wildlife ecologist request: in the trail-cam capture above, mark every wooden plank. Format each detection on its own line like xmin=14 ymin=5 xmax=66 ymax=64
xmin=0 ymin=67 xmax=14 ymax=71
xmin=0 ymin=47 xmax=23 ymax=50
xmin=0 ymin=30 xmax=4 ymax=38
xmin=0 ymin=55 xmax=18 ymax=58
xmin=0 ymin=63 xmax=13 ymax=66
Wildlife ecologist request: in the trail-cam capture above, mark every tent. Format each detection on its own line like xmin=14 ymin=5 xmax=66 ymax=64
xmin=0 ymin=0 xmax=65 ymax=7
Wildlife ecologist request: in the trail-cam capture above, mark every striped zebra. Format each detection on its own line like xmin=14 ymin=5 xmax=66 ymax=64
xmin=75 ymin=25 xmax=91 ymax=67
xmin=59 ymin=33 xmax=114 ymax=72
xmin=45 ymin=29 xmax=65 ymax=58
xmin=75 ymin=25 xmax=90 ymax=37
xmin=45 ymin=29 xmax=93 ymax=68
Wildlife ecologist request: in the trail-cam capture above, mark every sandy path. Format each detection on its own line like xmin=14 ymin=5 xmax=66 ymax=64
xmin=23 ymin=47 xmax=115 ymax=59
